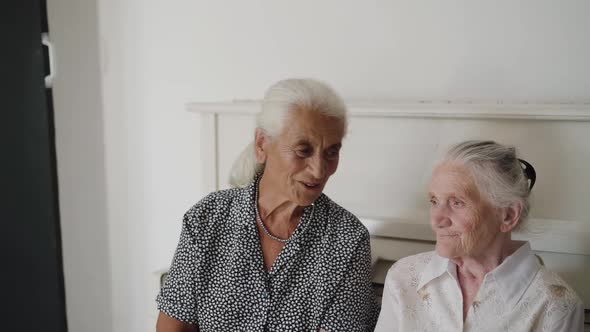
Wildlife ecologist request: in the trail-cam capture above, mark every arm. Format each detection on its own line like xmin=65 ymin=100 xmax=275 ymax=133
xmin=373 ymin=269 xmax=400 ymax=331
xmin=319 ymin=232 xmax=378 ymax=332
xmin=156 ymin=312 xmax=198 ymax=332
xmin=156 ymin=199 xmax=210 ymax=329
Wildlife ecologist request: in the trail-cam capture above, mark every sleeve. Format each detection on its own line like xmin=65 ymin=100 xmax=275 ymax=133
xmin=319 ymin=232 xmax=379 ymax=332
xmin=155 ymin=203 xmax=204 ymax=324
xmin=373 ymin=268 xmax=400 ymax=332
xmin=549 ymin=301 xmax=585 ymax=332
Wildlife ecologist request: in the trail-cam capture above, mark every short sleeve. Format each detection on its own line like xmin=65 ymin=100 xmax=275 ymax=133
xmin=319 ymin=232 xmax=379 ymax=332
xmin=373 ymin=267 xmax=400 ymax=331
xmin=156 ymin=204 xmax=202 ymax=324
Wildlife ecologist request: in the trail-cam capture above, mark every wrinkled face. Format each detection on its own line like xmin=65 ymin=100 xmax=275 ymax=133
xmin=428 ymin=162 xmax=501 ymax=258
xmin=260 ymin=108 xmax=345 ymax=206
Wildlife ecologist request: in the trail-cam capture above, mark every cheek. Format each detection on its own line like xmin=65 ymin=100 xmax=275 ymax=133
xmin=458 ymin=207 xmax=497 ymax=253
xmin=450 ymin=208 xmax=477 ymax=231
xmin=457 ymin=208 xmax=484 ymax=253
xmin=285 ymin=156 xmax=307 ymax=176
xmin=326 ymin=159 xmax=339 ymax=176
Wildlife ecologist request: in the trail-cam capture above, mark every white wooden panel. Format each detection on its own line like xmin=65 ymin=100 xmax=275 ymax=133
xmin=200 ymin=113 xmax=218 ymax=192
xmin=217 ymin=114 xmax=256 ymax=189
xmin=187 ymin=101 xmax=590 ymax=121
xmin=326 ymin=117 xmax=590 ymax=224
xmin=190 ymin=100 xmax=590 ymax=307
xmin=361 ymin=217 xmax=590 ymax=257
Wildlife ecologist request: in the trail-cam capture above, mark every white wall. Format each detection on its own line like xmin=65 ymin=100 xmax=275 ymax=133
xmin=92 ymin=1 xmax=590 ymax=331
xmin=47 ymin=1 xmax=113 ymax=331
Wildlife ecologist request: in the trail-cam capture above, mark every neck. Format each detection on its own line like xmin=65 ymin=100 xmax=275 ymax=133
xmin=452 ymin=234 xmax=517 ymax=281
xmin=257 ymin=174 xmax=304 ymax=224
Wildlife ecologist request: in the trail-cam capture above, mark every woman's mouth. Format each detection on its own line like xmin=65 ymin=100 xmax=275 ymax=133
xmin=438 ymin=233 xmax=460 ymax=238
xmin=300 ymin=181 xmax=323 ymax=191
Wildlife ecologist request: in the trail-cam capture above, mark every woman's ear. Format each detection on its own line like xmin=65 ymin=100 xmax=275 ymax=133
xmin=499 ymin=201 xmax=522 ymax=233
xmin=254 ymin=128 xmax=268 ymax=164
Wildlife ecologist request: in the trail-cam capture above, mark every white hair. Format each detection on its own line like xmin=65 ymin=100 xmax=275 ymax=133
xmin=228 ymin=78 xmax=348 ymax=188
xmin=442 ymin=140 xmax=533 ymax=228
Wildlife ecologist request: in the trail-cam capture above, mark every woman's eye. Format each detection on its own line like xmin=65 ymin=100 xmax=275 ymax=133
xmin=295 ymin=149 xmax=311 ymax=158
xmin=451 ymin=199 xmax=465 ymax=208
xmin=429 ymin=198 xmax=437 ymax=206
xmin=325 ymin=148 xmax=340 ymax=160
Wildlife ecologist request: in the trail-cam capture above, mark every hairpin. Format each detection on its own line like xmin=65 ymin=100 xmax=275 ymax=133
xmin=518 ymin=158 xmax=536 ymax=191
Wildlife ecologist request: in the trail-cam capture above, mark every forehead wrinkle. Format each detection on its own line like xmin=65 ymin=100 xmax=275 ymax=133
xmin=431 ymin=162 xmax=481 ymax=202
xmin=283 ymin=111 xmax=344 ymax=148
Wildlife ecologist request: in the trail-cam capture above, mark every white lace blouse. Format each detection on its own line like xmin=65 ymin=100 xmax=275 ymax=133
xmin=375 ymin=242 xmax=584 ymax=332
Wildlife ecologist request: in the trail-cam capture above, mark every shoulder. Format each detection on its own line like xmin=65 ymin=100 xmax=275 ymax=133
xmin=394 ymin=251 xmax=436 ymax=267
xmin=182 ymin=186 xmax=250 ymax=230
xmin=519 ymin=265 xmax=585 ymax=329
xmin=317 ymin=194 xmax=370 ymax=245
xmin=386 ymin=251 xmax=436 ymax=284
xmin=531 ymin=266 xmax=583 ymax=311
xmin=379 ymin=252 xmax=436 ymax=304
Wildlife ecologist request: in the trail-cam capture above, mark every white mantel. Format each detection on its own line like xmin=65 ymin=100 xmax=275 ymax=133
xmin=188 ymin=100 xmax=590 ymax=120
xmin=187 ymin=100 xmax=590 ymax=305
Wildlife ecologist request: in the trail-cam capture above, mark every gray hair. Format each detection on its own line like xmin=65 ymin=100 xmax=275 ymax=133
xmin=442 ymin=140 xmax=533 ymax=227
xmin=228 ymin=78 xmax=348 ymax=188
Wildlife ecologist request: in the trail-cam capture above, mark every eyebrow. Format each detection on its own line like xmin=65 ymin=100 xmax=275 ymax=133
xmin=428 ymin=192 xmax=467 ymax=200
xmin=292 ymin=139 xmax=342 ymax=150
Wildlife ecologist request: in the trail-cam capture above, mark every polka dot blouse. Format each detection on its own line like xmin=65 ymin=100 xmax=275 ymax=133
xmin=156 ymin=178 xmax=378 ymax=331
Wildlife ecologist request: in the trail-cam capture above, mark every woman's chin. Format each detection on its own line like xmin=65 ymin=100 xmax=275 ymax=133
xmin=293 ymin=187 xmax=323 ymax=206
xmin=435 ymin=244 xmax=458 ymax=258
xmin=296 ymin=194 xmax=320 ymax=207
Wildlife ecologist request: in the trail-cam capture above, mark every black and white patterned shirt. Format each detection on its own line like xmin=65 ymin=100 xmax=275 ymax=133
xmin=156 ymin=179 xmax=378 ymax=331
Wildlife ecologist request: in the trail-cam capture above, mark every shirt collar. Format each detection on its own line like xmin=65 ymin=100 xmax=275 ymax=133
xmin=231 ymin=176 xmax=258 ymax=228
xmin=417 ymin=242 xmax=541 ymax=309
xmin=486 ymin=241 xmax=541 ymax=308
xmin=417 ymin=252 xmax=453 ymax=291
xmin=237 ymin=174 xmax=322 ymax=235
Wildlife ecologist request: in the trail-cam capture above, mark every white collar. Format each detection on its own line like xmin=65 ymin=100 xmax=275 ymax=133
xmin=417 ymin=242 xmax=541 ymax=309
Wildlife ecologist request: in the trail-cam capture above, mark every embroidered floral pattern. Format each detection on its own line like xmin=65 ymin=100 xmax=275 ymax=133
xmin=375 ymin=247 xmax=584 ymax=332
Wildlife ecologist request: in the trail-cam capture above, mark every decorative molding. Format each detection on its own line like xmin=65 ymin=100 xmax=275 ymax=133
xmin=360 ymin=217 xmax=590 ymax=256
xmin=200 ymin=113 xmax=219 ymax=193
xmin=189 ymin=99 xmax=590 ymax=307
xmin=187 ymin=100 xmax=590 ymax=121
xmin=188 ymin=101 xmax=260 ymax=115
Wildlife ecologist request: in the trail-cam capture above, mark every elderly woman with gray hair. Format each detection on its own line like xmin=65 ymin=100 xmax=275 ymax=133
xmin=375 ymin=140 xmax=584 ymax=331
xmin=156 ymin=79 xmax=378 ymax=332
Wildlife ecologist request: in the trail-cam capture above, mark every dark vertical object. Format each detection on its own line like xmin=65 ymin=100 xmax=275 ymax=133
xmin=0 ymin=1 xmax=68 ymax=331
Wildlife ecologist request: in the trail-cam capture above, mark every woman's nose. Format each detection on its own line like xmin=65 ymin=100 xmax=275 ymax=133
xmin=431 ymin=205 xmax=451 ymax=228
xmin=309 ymin=155 xmax=327 ymax=179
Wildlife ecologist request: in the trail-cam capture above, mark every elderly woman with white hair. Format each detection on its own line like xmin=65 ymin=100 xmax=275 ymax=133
xmin=375 ymin=140 xmax=584 ymax=332
xmin=156 ymin=79 xmax=378 ymax=332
